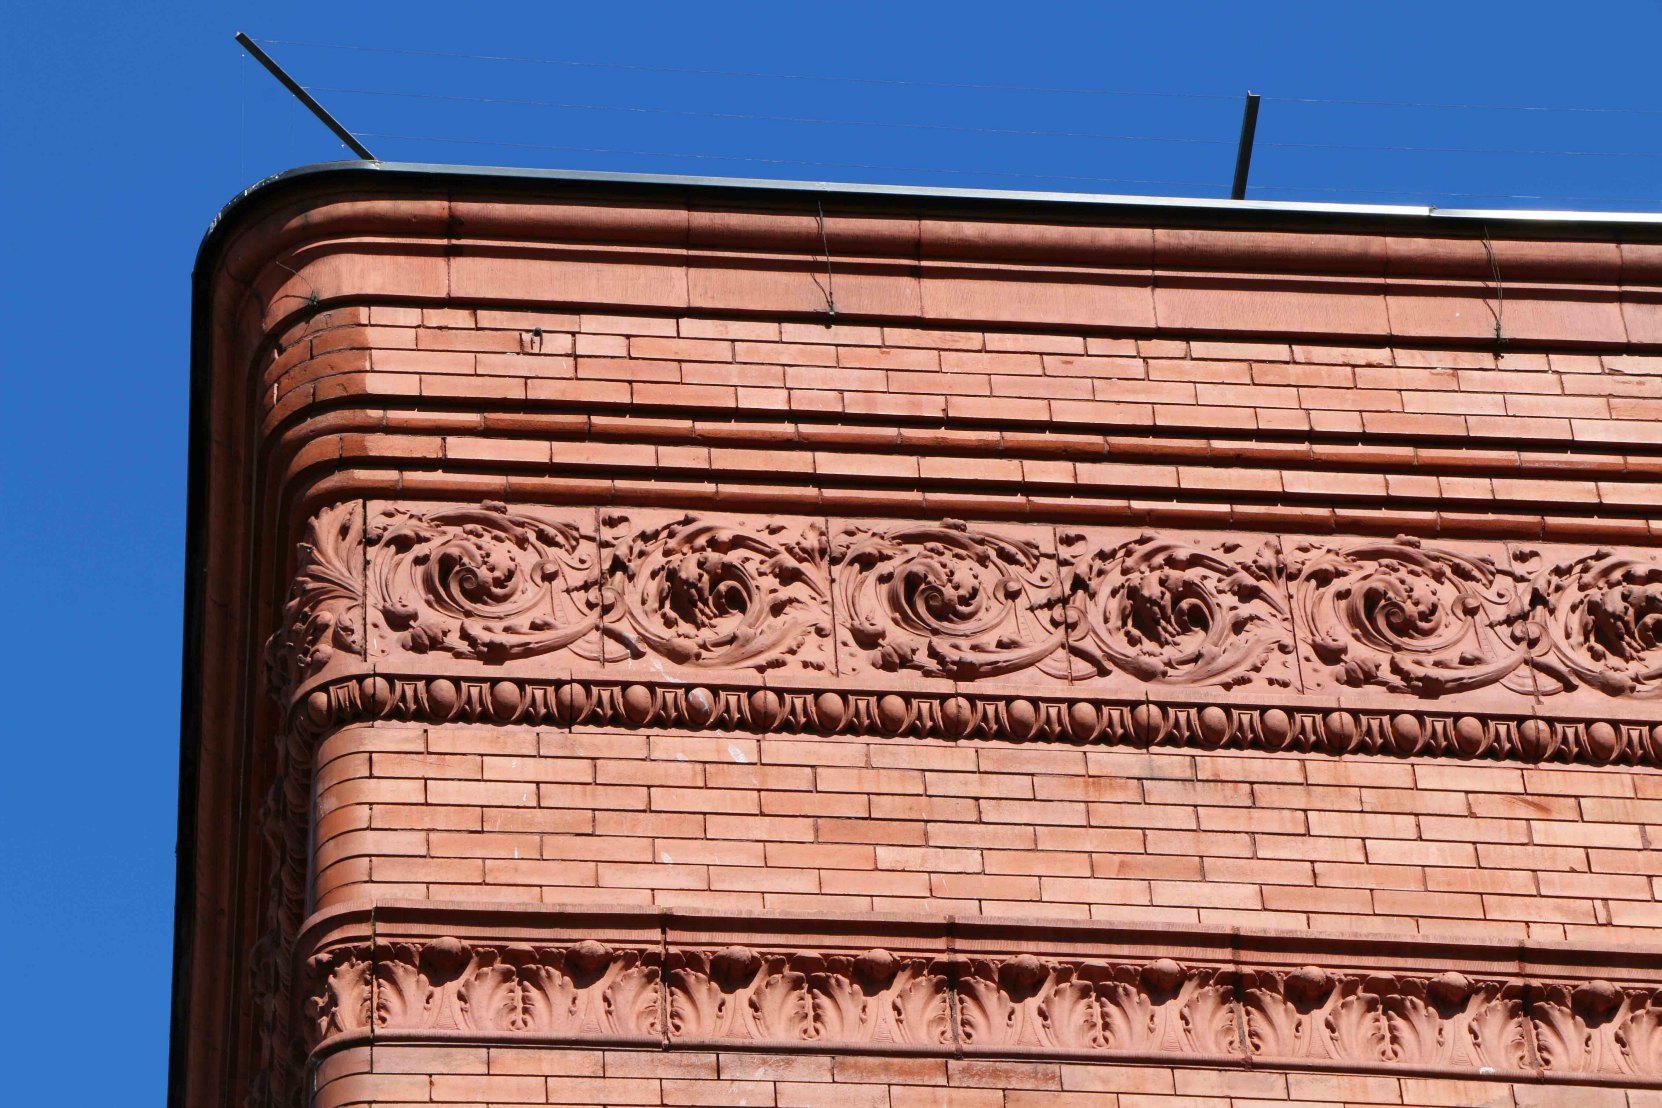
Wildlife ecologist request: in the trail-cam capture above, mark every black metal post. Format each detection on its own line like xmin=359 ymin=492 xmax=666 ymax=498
xmin=235 ymin=32 xmax=376 ymax=160
xmin=1231 ymin=91 xmax=1261 ymax=200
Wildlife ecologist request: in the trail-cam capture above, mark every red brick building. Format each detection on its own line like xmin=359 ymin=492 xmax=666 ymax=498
xmin=172 ymin=163 xmax=1662 ymax=1107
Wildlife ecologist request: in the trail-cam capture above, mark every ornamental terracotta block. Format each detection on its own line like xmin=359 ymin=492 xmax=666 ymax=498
xmin=174 ymin=164 xmax=1662 ymax=1108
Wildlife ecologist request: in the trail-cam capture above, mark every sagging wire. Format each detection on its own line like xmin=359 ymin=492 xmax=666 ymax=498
xmin=1481 ymin=229 xmax=1507 ymax=347
xmin=810 ymin=200 xmax=837 ymax=324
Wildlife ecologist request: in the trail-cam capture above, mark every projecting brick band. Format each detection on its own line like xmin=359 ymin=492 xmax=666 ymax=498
xmin=270 ymin=502 xmax=1662 ymax=757
xmin=298 ymin=903 xmax=1662 ymax=1086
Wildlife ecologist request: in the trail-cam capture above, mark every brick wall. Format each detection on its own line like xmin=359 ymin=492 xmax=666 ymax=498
xmin=314 ymin=723 xmax=1660 ymax=943
xmin=265 ymin=307 xmax=1662 ymax=541
xmin=177 ymin=176 xmax=1662 ymax=1108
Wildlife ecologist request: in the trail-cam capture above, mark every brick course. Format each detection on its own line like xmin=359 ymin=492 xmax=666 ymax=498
xmin=313 ymin=723 xmax=1660 ymax=944
xmin=312 ymin=1045 xmax=1659 ymax=1107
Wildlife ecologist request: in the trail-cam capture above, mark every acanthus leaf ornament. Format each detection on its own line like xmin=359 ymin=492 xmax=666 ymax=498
xmin=1289 ymin=536 xmax=1533 ymax=697
xmin=365 ymin=502 xmax=607 ymax=664
xmin=806 ymin=950 xmax=953 ymax=1046
xmin=1057 ymin=532 xmax=1295 ymax=688
xmin=304 ymin=938 xmax=661 ymax=1046
xmin=1523 ymin=548 xmax=1662 ymax=699
xmin=301 ymin=934 xmax=1662 ymax=1080
xmin=1380 ymin=973 xmax=1530 ymax=1071
xmin=265 ymin=501 xmax=364 ymax=699
xmin=1533 ymin=981 xmax=1662 ymax=1077
xmin=833 ymin=519 xmax=1067 ymax=679
xmin=602 ymin=513 xmax=832 ymax=671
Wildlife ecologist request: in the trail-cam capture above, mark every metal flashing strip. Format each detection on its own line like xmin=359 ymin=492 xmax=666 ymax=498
xmin=207 ymin=159 xmax=1662 ymax=247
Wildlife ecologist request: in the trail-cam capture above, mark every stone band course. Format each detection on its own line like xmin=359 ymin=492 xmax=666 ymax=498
xmin=300 ymin=903 xmax=1662 ymax=1085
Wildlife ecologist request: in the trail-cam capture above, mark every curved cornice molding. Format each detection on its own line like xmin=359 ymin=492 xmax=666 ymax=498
xmin=205 ymin=172 xmax=1662 ymax=366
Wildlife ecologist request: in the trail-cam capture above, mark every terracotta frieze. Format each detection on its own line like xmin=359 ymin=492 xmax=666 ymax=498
xmin=269 ymin=501 xmax=1662 ymax=765
xmin=298 ymin=905 xmax=1662 ymax=1083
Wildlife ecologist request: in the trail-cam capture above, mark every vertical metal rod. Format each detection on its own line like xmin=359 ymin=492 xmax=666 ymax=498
xmin=1230 ymin=91 xmax=1261 ymax=200
xmin=235 ymin=32 xmax=376 ymax=160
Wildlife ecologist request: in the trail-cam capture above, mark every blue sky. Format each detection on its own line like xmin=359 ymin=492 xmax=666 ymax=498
xmin=1 ymin=2 xmax=1658 ymax=1105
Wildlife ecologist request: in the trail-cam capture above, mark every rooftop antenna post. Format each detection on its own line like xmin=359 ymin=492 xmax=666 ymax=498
xmin=1230 ymin=91 xmax=1261 ymax=200
xmin=235 ymin=32 xmax=376 ymax=160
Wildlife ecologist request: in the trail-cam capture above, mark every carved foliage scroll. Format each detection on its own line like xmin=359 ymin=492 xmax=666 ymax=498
xmin=1058 ymin=531 xmax=1295 ymax=689
xmin=265 ymin=501 xmax=364 ymax=699
xmin=1288 ymin=537 xmax=1532 ymax=698
xmin=603 ymin=512 xmax=832 ymax=671
xmin=833 ymin=519 xmax=1067 ymax=680
xmin=270 ymin=503 xmax=1662 ymax=706
xmin=1521 ymin=547 xmax=1662 ymax=700
xmin=366 ymin=502 xmax=605 ymax=664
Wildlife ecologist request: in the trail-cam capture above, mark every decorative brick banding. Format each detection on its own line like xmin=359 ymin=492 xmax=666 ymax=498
xmin=174 ymin=167 xmax=1662 ymax=1108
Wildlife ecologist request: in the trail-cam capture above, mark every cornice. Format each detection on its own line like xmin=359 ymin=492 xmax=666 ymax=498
xmin=204 ymin=175 xmax=1662 ymax=371
xmin=206 ymin=163 xmax=1662 ymax=280
xmin=295 ymin=900 xmax=1662 ymax=1086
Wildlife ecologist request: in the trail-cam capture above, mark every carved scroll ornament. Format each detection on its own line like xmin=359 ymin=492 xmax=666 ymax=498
xmin=265 ymin=501 xmax=363 ymax=696
xmin=366 ymin=503 xmax=607 ymax=664
xmin=833 ymin=519 xmax=1067 ymax=679
xmin=1058 ymin=531 xmax=1295 ymax=688
xmin=1288 ymin=537 xmax=1533 ymax=697
xmin=268 ymin=503 xmax=1662 ymax=732
xmin=603 ymin=512 xmax=832 ymax=671
xmin=1524 ymin=548 xmax=1662 ymax=699
xmin=304 ymin=933 xmax=1662 ymax=1082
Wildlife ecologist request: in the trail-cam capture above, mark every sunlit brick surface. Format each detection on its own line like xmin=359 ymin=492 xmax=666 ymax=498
xmin=315 ymin=723 xmax=1661 ymax=943
xmin=175 ymin=175 xmax=1662 ymax=1108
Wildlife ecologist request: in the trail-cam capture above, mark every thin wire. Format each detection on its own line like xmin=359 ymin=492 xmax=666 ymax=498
xmin=259 ymin=36 xmax=1662 ymax=115
xmin=315 ymin=84 xmax=1662 ymax=160
xmin=1481 ymin=229 xmax=1506 ymax=344
xmin=308 ymin=85 xmax=1233 ymax=146
xmin=1265 ymin=94 xmax=1662 ymax=117
xmin=348 ymin=131 xmax=1228 ymax=189
xmin=264 ymin=38 xmax=1238 ymax=99
xmin=1263 ymin=139 xmax=1661 ymax=159
xmin=811 ymin=199 xmax=836 ymax=321
xmin=349 ymin=131 xmax=1662 ymax=205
